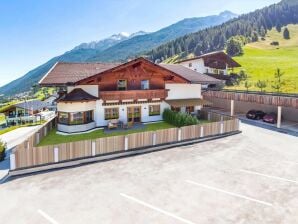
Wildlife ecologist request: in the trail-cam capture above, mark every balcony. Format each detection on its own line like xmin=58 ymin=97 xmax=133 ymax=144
xmin=100 ymin=89 xmax=168 ymax=101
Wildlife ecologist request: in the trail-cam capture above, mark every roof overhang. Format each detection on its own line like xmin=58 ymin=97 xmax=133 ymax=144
xmin=165 ymin=98 xmax=212 ymax=107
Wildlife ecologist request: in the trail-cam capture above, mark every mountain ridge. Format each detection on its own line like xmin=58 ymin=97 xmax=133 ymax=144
xmin=0 ymin=11 xmax=237 ymax=96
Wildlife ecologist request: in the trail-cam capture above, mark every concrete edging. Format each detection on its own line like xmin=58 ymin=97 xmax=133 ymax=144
xmin=8 ymin=131 xmax=241 ymax=178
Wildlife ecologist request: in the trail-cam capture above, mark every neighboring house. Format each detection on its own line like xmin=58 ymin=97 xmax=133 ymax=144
xmin=43 ymin=94 xmax=59 ymax=111
xmin=177 ymin=51 xmax=241 ymax=76
xmin=3 ymin=100 xmax=47 ymax=118
xmin=39 ymin=57 xmax=221 ymax=133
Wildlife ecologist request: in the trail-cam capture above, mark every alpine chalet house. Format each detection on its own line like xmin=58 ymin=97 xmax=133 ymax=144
xmin=39 ymin=58 xmax=221 ymax=133
xmin=177 ymin=51 xmax=241 ymax=85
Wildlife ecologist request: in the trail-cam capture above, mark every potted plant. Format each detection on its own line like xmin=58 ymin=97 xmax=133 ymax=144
xmin=0 ymin=140 xmax=7 ymax=161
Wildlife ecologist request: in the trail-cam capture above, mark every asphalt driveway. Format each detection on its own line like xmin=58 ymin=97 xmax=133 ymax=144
xmin=0 ymin=123 xmax=298 ymax=224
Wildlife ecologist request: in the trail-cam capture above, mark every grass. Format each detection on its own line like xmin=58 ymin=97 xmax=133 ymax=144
xmin=0 ymin=121 xmax=46 ymax=136
xmin=230 ymin=24 xmax=298 ymax=93
xmin=0 ymin=114 xmax=5 ymax=125
xmin=38 ymin=120 xmax=210 ymax=146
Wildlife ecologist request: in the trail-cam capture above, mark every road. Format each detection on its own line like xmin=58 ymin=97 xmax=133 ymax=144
xmin=0 ymin=123 xmax=298 ymax=224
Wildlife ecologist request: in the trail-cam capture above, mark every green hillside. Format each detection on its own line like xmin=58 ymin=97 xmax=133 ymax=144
xmin=232 ymin=24 xmax=298 ymax=93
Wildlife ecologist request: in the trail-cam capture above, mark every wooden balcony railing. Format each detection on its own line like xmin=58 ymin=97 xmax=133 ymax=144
xmin=100 ymin=89 xmax=168 ymax=101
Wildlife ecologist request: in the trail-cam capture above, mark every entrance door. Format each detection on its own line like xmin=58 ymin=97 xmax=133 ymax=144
xmin=127 ymin=106 xmax=141 ymax=123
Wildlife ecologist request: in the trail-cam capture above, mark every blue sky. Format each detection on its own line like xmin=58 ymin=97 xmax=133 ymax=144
xmin=0 ymin=0 xmax=280 ymax=87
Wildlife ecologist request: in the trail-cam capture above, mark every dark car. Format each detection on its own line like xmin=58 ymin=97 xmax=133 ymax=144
xmin=263 ymin=113 xmax=278 ymax=124
xmin=246 ymin=110 xmax=266 ymax=120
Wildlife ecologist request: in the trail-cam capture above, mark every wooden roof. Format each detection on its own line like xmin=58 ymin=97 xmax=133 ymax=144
xmin=39 ymin=62 xmax=120 ymax=86
xmin=40 ymin=57 xmax=222 ymax=86
xmin=160 ymin=64 xmax=222 ymax=84
xmin=165 ymin=98 xmax=212 ymax=107
xmin=58 ymin=88 xmax=98 ymax=102
xmin=177 ymin=51 xmax=241 ymax=69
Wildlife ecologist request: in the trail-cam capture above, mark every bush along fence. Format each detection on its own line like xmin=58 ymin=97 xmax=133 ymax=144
xmin=10 ymin=111 xmax=240 ymax=171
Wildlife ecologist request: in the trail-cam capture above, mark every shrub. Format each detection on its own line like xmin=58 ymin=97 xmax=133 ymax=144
xmin=270 ymin=41 xmax=279 ymax=46
xmin=162 ymin=109 xmax=198 ymax=127
xmin=0 ymin=140 xmax=6 ymax=161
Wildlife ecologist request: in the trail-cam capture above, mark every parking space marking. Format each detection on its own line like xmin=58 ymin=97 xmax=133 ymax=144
xmin=38 ymin=209 xmax=59 ymax=224
xmin=185 ymin=180 xmax=273 ymax=207
xmin=120 ymin=193 xmax=197 ymax=224
xmin=239 ymin=169 xmax=298 ymax=184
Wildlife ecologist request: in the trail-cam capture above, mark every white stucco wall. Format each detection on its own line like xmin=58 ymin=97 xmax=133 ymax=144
xmin=165 ymin=83 xmax=201 ymax=100
xmin=95 ymin=100 xmax=170 ymax=126
xmin=57 ymin=101 xmax=96 ymax=112
xmin=67 ymin=85 xmax=98 ymax=97
xmin=180 ymin=59 xmax=206 ymax=74
xmin=180 ymin=59 xmax=227 ymax=75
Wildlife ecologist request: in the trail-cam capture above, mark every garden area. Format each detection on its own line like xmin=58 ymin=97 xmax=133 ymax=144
xmin=38 ymin=110 xmax=210 ymax=146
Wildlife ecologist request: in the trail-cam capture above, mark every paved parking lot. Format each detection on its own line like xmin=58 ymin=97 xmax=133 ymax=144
xmin=0 ymin=123 xmax=298 ymax=224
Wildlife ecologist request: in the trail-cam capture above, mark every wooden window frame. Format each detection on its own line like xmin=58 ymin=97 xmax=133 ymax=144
xmin=117 ymin=79 xmax=127 ymax=91
xmin=149 ymin=104 xmax=160 ymax=116
xmin=141 ymin=79 xmax=150 ymax=90
xmin=104 ymin=108 xmax=119 ymax=120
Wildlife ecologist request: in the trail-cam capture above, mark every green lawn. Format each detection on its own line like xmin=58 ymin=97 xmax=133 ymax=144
xmin=0 ymin=113 xmax=5 ymax=125
xmin=230 ymin=24 xmax=298 ymax=93
xmin=38 ymin=120 xmax=209 ymax=146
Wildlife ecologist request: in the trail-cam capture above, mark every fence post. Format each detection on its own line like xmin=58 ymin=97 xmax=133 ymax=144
xmin=35 ymin=132 xmax=40 ymax=145
xmin=124 ymin=136 xmax=128 ymax=151
xmin=54 ymin=147 xmax=59 ymax=162
xmin=220 ymin=122 xmax=224 ymax=134
xmin=91 ymin=141 xmax=96 ymax=156
xmin=200 ymin=126 xmax=204 ymax=138
xmin=178 ymin=128 xmax=182 ymax=141
xmin=152 ymin=132 xmax=156 ymax=146
xmin=10 ymin=153 xmax=16 ymax=170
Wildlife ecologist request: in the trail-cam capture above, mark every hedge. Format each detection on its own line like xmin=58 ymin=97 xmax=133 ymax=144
xmin=162 ymin=109 xmax=198 ymax=127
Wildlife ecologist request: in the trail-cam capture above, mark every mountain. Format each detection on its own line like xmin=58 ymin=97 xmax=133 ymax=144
xmin=88 ymin=11 xmax=237 ymax=62
xmin=73 ymin=31 xmax=147 ymax=51
xmin=0 ymin=11 xmax=237 ymax=96
xmin=148 ymin=0 xmax=298 ymax=62
xmin=0 ymin=32 xmax=146 ymax=96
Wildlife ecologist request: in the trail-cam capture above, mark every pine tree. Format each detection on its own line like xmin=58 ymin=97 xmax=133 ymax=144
xmin=283 ymin=27 xmax=290 ymax=39
xmin=226 ymin=37 xmax=243 ymax=56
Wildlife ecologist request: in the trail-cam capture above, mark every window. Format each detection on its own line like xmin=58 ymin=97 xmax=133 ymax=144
xmin=149 ymin=105 xmax=160 ymax=116
xmin=117 ymin=80 xmax=127 ymax=91
xmin=58 ymin=110 xmax=94 ymax=125
xmin=219 ymin=70 xmax=225 ymax=75
xmin=105 ymin=108 xmax=119 ymax=120
xmin=70 ymin=112 xmax=84 ymax=125
xmin=213 ymin=69 xmax=219 ymax=75
xmin=186 ymin=106 xmax=195 ymax=114
xmin=141 ymin=80 xmax=149 ymax=90
xmin=189 ymin=63 xmax=192 ymax=67
xmin=85 ymin=110 xmax=93 ymax=123
xmin=58 ymin=112 xmax=69 ymax=125
xmin=206 ymin=68 xmax=209 ymax=74
xmin=171 ymin=106 xmax=180 ymax=113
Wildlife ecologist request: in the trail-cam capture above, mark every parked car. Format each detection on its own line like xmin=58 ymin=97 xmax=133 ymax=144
xmin=246 ymin=110 xmax=266 ymax=120
xmin=263 ymin=113 xmax=278 ymax=124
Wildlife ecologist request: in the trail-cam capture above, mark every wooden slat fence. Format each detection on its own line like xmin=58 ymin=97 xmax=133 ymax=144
xmin=127 ymin=131 xmax=154 ymax=149
xmin=95 ymin=135 xmax=125 ymax=155
xmin=11 ymin=112 xmax=240 ymax=170
xmin=155 ymin=128 xmax=179 ymax=145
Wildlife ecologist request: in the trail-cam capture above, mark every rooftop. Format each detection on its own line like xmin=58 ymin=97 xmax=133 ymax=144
xmin=177 ymin=51 xmax=241 ymax=69
xmin=39 ymin=58 xmax=221 ymax=86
